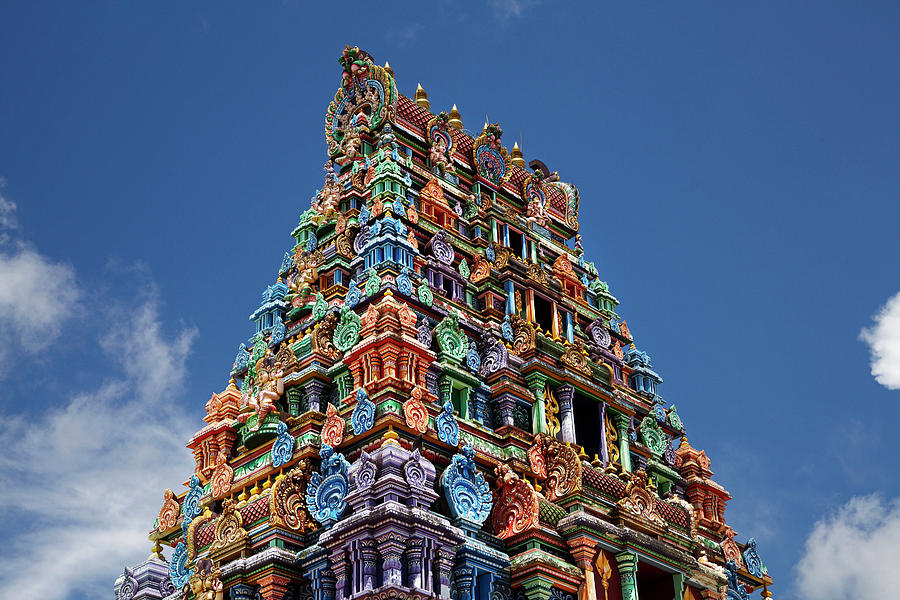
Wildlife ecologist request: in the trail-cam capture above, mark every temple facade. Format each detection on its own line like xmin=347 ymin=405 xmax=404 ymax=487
xmin=115 ymin=46 xmax=774 ymax=600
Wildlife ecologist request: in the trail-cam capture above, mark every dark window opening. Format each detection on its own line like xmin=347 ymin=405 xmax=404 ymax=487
xmin=573 ymin=393 xmax=602 ymax=459
xmin=636 ymin=562 xmax=674 ymax=600
xmin=508 ymin=228 xmax=525 ymax=259
xmin=532 ymin=294 xmax=554 ymax=333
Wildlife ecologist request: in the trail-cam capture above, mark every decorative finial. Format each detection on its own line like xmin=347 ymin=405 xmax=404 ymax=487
xmin=448 ymin=104 xmax=463 ymax=130
xmin=149 ymin=540 xmax=165 ymax=561
xmin=510 ymin=142 xmax=525 ymax=167
xmin=382 ymin=426 xmax=400 ymax=446
xmin=383 ymin=61 xmax=394 ymax=77
xmin=415 ymin=83 xmax=430 ymax=109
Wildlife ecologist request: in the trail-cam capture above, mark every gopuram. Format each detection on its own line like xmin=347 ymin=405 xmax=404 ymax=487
xmin=115 ymin=46 xmax=774 ymax=600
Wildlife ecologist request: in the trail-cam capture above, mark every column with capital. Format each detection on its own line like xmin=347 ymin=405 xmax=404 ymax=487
xmin=257 ymin=575 xmax=291 ymax=600
xmin=228 ymin=583 xmax=255 ymax=600
xmin=526 ymin=373 xmax=548 ymax=435
xmin=613 ymin=413 xmax=633 ymax=473
xmin=556 ymin=384 xmax=576 ymax=443
xmin=615 ymin=551 xmax=639 ymax=600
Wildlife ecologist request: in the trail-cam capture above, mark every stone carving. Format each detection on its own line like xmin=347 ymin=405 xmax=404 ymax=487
xmin=211 ymin=498 xmax=248 ymax=553
xmin=183 ymin=474 xmax=204 ymax=522
xmin=334 ymin=305 xmax=362 ymax=352
xmin=313 ymin=312 xmax=341 ymax=358
xmin=169 ymin=542 xmax=191 ymax=590
xmin=404 ymin=386 xmax=429 ymax=434
xmin=742 ymin=538 xmax=763 ymax=578
xmin=404 ymin=449 xmax=427 ymax=489
xmin=306 ymin=444 xmax=352 ymax=526
xmin=509 ymin=315 xmax=535 ymax=355
xmin=472 ymin=123 xmax=512 ymax=185
xmin=270 ymin=459 xmax=316 ymax=532
xmin=617 ymin=470 xmax=666 ymax=528
xmin=211 ymin=452 xmax=234 ymax=499
xmin=321 ymin=403 xmax=345 ymax=447
xmin=118 ymin=567 xmax=138 ymax=600
xmin=436 ymin=401 xmax=460 ymax=446
xmin=435 ymin=312 xmax=468 ymax=363
xmin=442 ymin=445 xmax=492 ymax=524
xmin=639 ymin=415 xmax=666 ymax=457
xmin=272 ymin=421 xmax=295 ymax=468
xmin=491 ymin=463 xmax=539 ymax=539
xmin=529 ymin=433 xmax=582 ymax=502
xmin=351 ymin=388 xmax=375 ymax=435
xmin=157 ymin=488 xmax=180 ymax=531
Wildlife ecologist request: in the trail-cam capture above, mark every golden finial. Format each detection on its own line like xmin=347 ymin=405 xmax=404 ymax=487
xmin=382 ymin=426 xmax=401 ymax=446
xmin=149 ymin=540 xmax=165 ymax=561
xmin=384 ymin=288 xmax=394 ymax=297
xmin=448 ymin=104 xmax=463 ymax=130
xmin=415 ymin=83 xmax=430 ymax=109
xmin=227 ymin=377 xmax=238 ymax=389
xmin=510 ymin=142 xmax=525 ymax=167
xmin=383 ymin=61 xmax=394 ymax=77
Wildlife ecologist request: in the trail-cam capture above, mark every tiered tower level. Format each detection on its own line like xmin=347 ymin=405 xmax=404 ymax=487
xmin=116 ymin=47 xmax=774 ymax=600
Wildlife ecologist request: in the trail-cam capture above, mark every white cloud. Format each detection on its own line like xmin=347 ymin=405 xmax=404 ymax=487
xmin=489 ymin=0 xmax=539 ymax=20
xmin=795 ymin=494 xmax=900 ymax=600
xmin=0 ymin=182 xmax=80 ymax=373
xmin=0 ymin=297 xmax=198 ymax=600
xmin=0 ymin=177 xmax=18 ymax=235
xmin=860 ymin=291 xmax=900 ymax=390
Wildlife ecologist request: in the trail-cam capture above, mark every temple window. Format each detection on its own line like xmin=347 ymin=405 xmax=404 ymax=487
xmin=573 ymin=392 xmax=602 ymax=459
xmin=531 ymin=293 xmax=555 ymax=334
xmin=507 ymin=227 xmax=525 ymax=259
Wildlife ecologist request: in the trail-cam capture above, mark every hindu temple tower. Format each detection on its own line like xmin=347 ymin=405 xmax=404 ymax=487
xmin=115 ymin=46 xmax=774 ymax=600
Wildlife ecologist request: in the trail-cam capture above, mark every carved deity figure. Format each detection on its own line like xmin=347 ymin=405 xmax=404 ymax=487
xmin=313 ymin=162 xmax=342 ymax=223
xmin=289 ymin=250 xmax=319 ymax=298
xmin=237 ymin=358 xmax=284 ymax=430
xmin=185 ymin=560 xmax=223 ymax=600
xmin=526 ymin=193 xmax=547 ymax=227
xmin=429 ymin=135 xmax=454 ymax=175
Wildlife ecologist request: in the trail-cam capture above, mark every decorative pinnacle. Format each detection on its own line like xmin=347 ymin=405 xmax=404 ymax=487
xmin=448 ymin=104 xmax=463 ymax=130
xmin=414 ymin=83 xmax=430 ymax=109
xmin=383 ymin=61 xmax=394 ymax=77
xmin=510 ymin=142 xmax=525 ymax=167
xmin=382 ymin=425 xmax=401 ymax=446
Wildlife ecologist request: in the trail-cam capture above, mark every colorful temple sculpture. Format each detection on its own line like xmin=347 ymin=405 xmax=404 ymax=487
xmin=116 ymin=46 xmax=775 ymax=600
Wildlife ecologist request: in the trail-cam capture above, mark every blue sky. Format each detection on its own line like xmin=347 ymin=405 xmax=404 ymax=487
xmin=1 ymin=2 xmax=898 ymax=598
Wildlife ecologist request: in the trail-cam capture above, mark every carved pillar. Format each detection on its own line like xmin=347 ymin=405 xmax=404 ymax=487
xmin=614 ymin=413 xmax=632 ymax=473
xmin=331 ymin=550 xmax=351 ymax=599
xmin=359 ymin=539 xmax=378 ymax=592
xmin=615 ymin=551 xmax=639 ymax=600
xmin=526 ymin=374 xmax=548 ymax=435
xmin=598 ymin=403 xmax=609 ymax=465
xmin=472 ymin=388 xmax=489 ymax=425
xmin=566 ymin=537 xmax=597 ymax=600
xmin=454 ymin=565 xmax=475 ymax=600
xmin=672 ymin=573 xmax=685 ymax=600
xmin=229 ymin=583 xmax=255 ymax=600
xmin=406 ymin=538 xmax=425 ymax=589
xmin=305 ymin=380 xmax=326 ymax=413
xmin=438 ymin=374 xmax=453 ymax=407
xmin=435 ymin=548 xmax=455 ymax=597
xmin=336 ymin=372 xmax=353 ymax=404
xmin=257 ymin=575 xmax=291 ymax=600
xmin=379 ymin=535 xmax=405 ymax=586
xmin=498 ymin=396 xmax=516 ymax=428
xmin=302 ymin=546 xmax=336 ymax=600
xmin=556 ymin=384 xmax=576 ymax=443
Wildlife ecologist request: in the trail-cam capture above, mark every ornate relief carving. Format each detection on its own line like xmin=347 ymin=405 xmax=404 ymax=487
xmin=491 ymin=463 xmax=539 ymax=539
xmin=157 ymin=488 xmax=180 ymax=531
xmin=210 ymin=452 xmax=234 ymax=499
xmin=270 ymin=460 xmax=316 ymax=533
xmin=404 ymin=386 xmax=429 ymax=434
xmin=321 ymin=403 xmax=345 ymax=447
xmin=211 ymin=498 xmax=249 ymax=553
